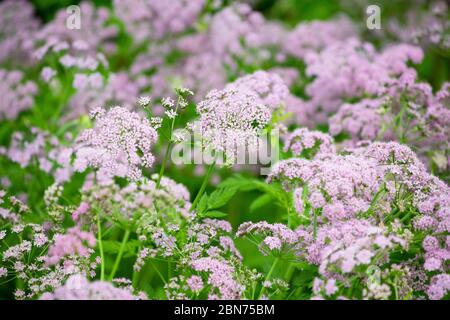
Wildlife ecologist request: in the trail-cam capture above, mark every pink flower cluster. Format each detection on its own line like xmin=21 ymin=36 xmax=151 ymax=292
xmin=0 ymin=69 xmax=37 ymax=120
xmin=0 ymin=0 xmax=40 ymax=65
xmin=283 ymin=16 xmax=357 ymax=59
xmin=45 ymin=227 xmax=96 ymax=266
xmin=225 ymin=71 xmax=289 ymax=110
xmin=40 ymin=274 xmax=143 ymax=300
xmin=283 ymin=128 xmax=335 ymax=159
xmin=196 ymin=85 xmax=272 ymax=165
xmin=66 ymin=72 xmax=145 ymax=122
xmin=237 ymin=221 xmax=300 ymax=255
xmin=1 ymin=128 xmax=75 ymax=183
xmin=191 ymin=257 xmax=243 ymax=300
xmin=74 ymin=106 xmax=158 ymax=181
xmin=32 ymin=2 xmax=118 ymax=62
xmin=114 ymin=0 xmax=206 ymax=43
xmin=300 ymin=39 xmax=423 ymax=123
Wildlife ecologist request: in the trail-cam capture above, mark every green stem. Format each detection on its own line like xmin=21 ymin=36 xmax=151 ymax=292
xmin=149 ymin=260 xmax=167 ymax=284
xmin=287 ymin=206 xmax=292 ymax=228
xmin=155 ymin=141 xmax=173 ymax=189
xmin=155 ymin=96 xmax=180 ymax=189
xmin=132 ymin=268 xmax=140 ymax=289
xmin=284 ymin=263 xmax=295 ymax=283
xmin=258 ymin=257 xmax=280 ymax=299
xmin=96 ymin=211 xmax=105 ymax=281
xmin=108 ymin=229 xmax=131 ymax=281
xmin=190 ymin=161 xmax=216 ymax=211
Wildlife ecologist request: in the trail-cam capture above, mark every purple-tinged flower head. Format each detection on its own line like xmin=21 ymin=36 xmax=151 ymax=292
xmin=186 ymin=275 xmax=204 ymax=292
xmin=182 ymin=219 xmax=242 ymax=264
xmin=268 ymin=154 xmax=385 ymax=220
xmin=225 ymin=71 xmax=289 ymax=110
xmin=144 ymin=49 xmax=226 ymax=104
xmin=65 ymin=72 xmax=145 ymax=122
xmin=0 ymin=0 xmax=40 ymax=65
xmin=303 ymin=39 xmax=423 ymax=122
xmin=331 ymin=77 xmax=448 ymax=172
xmin=195 ymin=86 xmax=272 ymax=166
xmin=130 ymin=42 xmax=173 ymax=77
xmin=299 ymin=219 xmax=406 ymax=267
xmin=72 ymin=202 xmax=90 ymax=222
xmin=283 ymin=128 xmax=335 ymax=159
xmin=313 ymin=278 xmax=339 ymax=297
xmin=237 ymin=221 xmax=301 ymax=256
xmin=203 ymin=218 xmax=232 ymax=233
xmin=0 ymin=267 xmax=7 ymax=278
xmin=74 ymin=106 xmax=158 ymax=181
xmin=177 ymin=53 xmax=228 ymax=101
xmin=422 ymin=235 xmax=450 ymax=272
xmin=191 ymin=257 xmax=243 ymax=300
xmin=362 ymin=142 xmax=435 ymax=193
xmin=0 ymin=191 xmax=30 ymax=224
xmin=114 ymin=0 xmax=206 ymax=44
xmin=0 ymin=219 xmax=100 ymax=299
xmin=2 ymin=128 xmax=75 ymax=183
xmin=31 ymin=2 xmax=118 ymax=63
xmin=329 ymin=98 xmax=392 ymax=143
xmin=427 ymin=274 xmax=450 ymax=300
xmin=0 ymin=69 xmax=37 ymax=120
xmin=40 ymin=67 xmax=57 ymax=83
xmin=45 ymin=227 xmax=96 ymax=266
xmin=40 ymin=274 xmax=144 ymax=300
xmin=209 ymin=3 xmax=283 ymax=65
xmin=81 ymin=175 xmax=191 ymax=225
xmin=268 ymin=67 xmax=300 ymax=88
xmin=387 ymin=1 xmax=450 ymax=52
xmin=283 ymin=16 xmax=357 ymax=59
xmin=285 ymin=94 xmax=316 ymax=128
xmin=421 ymin=82 xmax=450 ymax=169
xmin=377 ymin=44 xmax=424 ymax=74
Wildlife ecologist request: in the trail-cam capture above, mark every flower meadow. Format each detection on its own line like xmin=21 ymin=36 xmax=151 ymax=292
xmin=0 ymin=0 xmax=449 ymax=301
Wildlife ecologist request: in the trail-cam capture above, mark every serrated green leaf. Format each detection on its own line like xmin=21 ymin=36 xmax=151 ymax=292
xmin=201 ymin=210 xmax=228 ymax=218
xmin=207 ymin=186 xmax=239 ymax=210
xmin=250 ymin=194 xmax=273 ymax=213
xmin=219 ymin=175 xmax=291 ymax=211
xmin=197 ymin=194 xmax=209 ymax=214
xmin=219 ymin=175 xmax=258 ymax=191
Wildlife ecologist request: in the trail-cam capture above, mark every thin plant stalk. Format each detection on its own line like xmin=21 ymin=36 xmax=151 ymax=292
xmin=190 ymin=160 xmax=216 ymax=211
xmin=96 ymin=210 xmax=105 ymax=281
xmin=108 ymin=229 xmax=131 ymax=281
xmin=258 ymin=257 xmax=280 ymax=299
xmin=155 ymin=96 xmax=180 ymax=189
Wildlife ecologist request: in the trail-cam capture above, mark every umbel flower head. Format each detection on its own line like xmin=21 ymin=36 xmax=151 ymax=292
xmin=0 ymin=69 xmax=37 ymax=120
xmin=74 ymin=106 xmax=158 ymax=181
xmin=40 ymin=274 xmax=144 ymax=300
xmin=225 ymin=71 xmax=289 ymax=110
xmin=195 ymin=86 xmax=272 ymax=166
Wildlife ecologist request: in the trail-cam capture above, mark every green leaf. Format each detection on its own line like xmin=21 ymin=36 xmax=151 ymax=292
xmin=102 ymin=240 xmax=140 ymax=258
xmin=207 ymin=186 xmax=239 ymax=210
xmin=219 ymin=175 xmax=258 ymax=191
xmin=200 ymin=210 xmax=228 ymax=218
xmin=219 ymin=175 xmax=291 ymax=211
xmin=197 ymin=194 xmax=209 ymax=214
xmin=250 ymin=194 xmax=273 ymax=213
